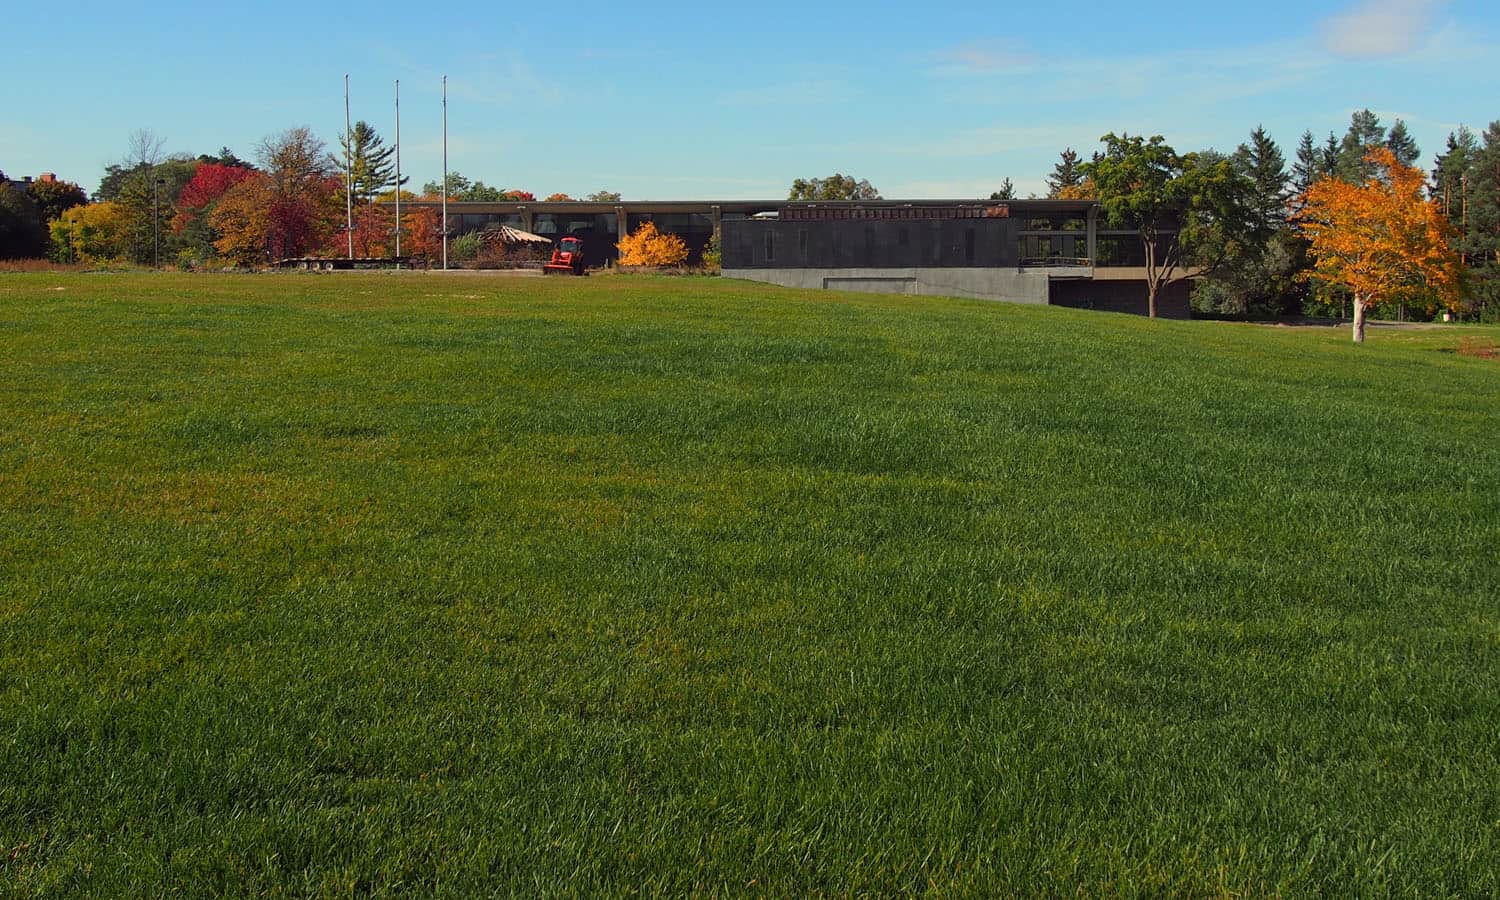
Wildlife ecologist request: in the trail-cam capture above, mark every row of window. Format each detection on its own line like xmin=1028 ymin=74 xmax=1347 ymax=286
xmin=753 ymin=230 xmax=1151 ymax=267
xmin=447 ymin=212 xmax=717 ymax=238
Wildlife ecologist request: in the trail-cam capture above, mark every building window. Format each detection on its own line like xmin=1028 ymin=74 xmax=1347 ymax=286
xmin=764 ymin=232 xmax=775 ymax=262
xmin=964 ymin=229 xmax=976 ymax=264
xmin=898 ymin=228 xmax=909 ymax=247
xmin=798 ymin=229 xmax=808 ymax=258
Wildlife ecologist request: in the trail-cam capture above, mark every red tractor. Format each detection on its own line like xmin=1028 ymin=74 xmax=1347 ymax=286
xmin=543 ymin=236 xmax=587 ymax=276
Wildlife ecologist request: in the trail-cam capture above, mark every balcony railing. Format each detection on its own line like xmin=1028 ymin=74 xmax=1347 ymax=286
xmin=1020 ymin=256 xmax=1092 ymax=268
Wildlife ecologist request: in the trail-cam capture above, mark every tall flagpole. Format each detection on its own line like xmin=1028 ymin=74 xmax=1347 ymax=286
xmin=344 ymin=74 xmax=353 ymax=260
xmin=441 ymin=74 xmax=448 ymax=271
xmin=394 ymin=79 xmax=401 ymax=263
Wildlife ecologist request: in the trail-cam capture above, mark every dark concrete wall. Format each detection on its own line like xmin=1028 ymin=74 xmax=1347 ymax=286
xmin=1048 ymin=279 xmax=1193 ymax=319
xmin=723 ymin=218 xmax=1021 ymax=269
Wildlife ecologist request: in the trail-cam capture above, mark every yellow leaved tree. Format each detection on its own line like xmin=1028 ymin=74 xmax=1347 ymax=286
xmin=616 ymin=221 xmax=688 ymax=267
xmin=1294 ymin=147 xmax=1463 ymax=342
xmin=50 ymin=201 xmax=128 ymax=263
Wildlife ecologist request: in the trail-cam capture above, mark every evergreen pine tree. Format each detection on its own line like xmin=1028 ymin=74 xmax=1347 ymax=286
xmin=340 ymin=121 xmax=404 ymax=204
xmin=1321 ymin=133 xmax=1341 ymax=179
xmin=1292 ymin=130 xmax=1322 ymax=195
xmin=1233 ymin=125 xmax=1290 ymax=233
xmin=1454 ymin=122 xmax=1500 ymax=318
xmin=1385 ymin=119 xmax=1420 ymax=168
xmin=1469 ymin=122 xmax=1500 ymax=265
xmin=1336 ymin=109 xmax=1385 ymax=182
xmin=1046 ymin=148 xmax=1083 ymax=198
xmin=1431 ymin=127 xmax=1478 ymax=227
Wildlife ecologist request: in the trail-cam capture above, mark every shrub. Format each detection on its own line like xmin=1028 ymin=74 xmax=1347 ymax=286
xmin=450 ymin=232 xmax=481 ymax=263
xmin=700 ymin=226 xmax=722 ymax=273
xmin=616 ymin=221 xmax=688 ymax=267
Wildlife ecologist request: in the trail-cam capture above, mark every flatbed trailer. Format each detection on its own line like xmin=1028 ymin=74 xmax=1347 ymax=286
xmin=276 ymin=257 xmax=414 ymax=270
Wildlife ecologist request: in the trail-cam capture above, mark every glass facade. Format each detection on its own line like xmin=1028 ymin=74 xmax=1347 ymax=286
xmin=453 ymin=213 xmax=524 ymax=235
xmin=1022 ymin=213 xmax=1088 ymax=232
xmin=1019 ymin=234 xmax=1086 ymax=262
xmin=533 ymin=213 xmax=617 ymax=237
xmin=1094 ymin=235 xmax=1151 ymax=267
xmin=627 ymin=213 xmax=713 ymax=236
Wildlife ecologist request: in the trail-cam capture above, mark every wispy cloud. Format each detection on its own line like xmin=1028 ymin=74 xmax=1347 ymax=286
xmin=1319 ymin=0 xmax=1446 ymax=58
xmin=524 ymin=170 xmax=786 ymax=199
xmin=921 ymin=38 xmax=1329 ymax=114
xmin=882 ymin=176 xmax=1049 ymax=200
xmin=931 ymin=39 xmax=1038 ymax=75
xmin=847 ymin=124 xmax=1104 ymax=159
xmin=715 ymin=80 xmax=855 ymax=107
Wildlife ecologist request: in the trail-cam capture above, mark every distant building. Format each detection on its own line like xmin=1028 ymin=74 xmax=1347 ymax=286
xmin=396 ymin=199 xmax=734 ymax=271
xmin=721 ymin=200 xmax=1192 ymax=318
xmin=394 ymin=198 xmax=1191 ymax=317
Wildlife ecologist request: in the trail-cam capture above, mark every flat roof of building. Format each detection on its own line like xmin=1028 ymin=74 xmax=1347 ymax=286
xmin=393 ymin=198 xmax=1098 ymax=214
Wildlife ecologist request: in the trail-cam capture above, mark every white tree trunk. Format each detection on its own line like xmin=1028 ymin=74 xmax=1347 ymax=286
xmin=1352 ymin=295 xmax=1367 ymax=343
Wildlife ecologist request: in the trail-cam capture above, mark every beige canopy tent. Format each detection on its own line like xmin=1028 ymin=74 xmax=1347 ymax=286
xmin=481 ymin=225 xmax=552 ymax=245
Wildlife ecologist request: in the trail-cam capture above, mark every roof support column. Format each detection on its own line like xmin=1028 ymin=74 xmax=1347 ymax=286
xmin=1087 ymin=205 xmax=1098 ymax=265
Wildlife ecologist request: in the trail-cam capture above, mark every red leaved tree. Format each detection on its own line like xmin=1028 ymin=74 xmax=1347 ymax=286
xmin=401 ymin=207 xmax=442 ymax=261
xmin=173 ymin=163 xmax=256 ymax=233
xmin=349 ymin=203 xmax=393 ymax=257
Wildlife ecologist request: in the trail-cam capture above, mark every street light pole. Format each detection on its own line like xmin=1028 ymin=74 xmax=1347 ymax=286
xmin=152 ymin=175 xmax=161 ymax=268
xmin=345 ymin=74 xmax=354 ymax=260
xmin=394 ymin=78 xmax=401 ymax=263
xmin=441 ymin=74 xmax=448 ymax=271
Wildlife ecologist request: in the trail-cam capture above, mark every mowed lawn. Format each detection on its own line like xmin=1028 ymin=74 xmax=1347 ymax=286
xmin=2 ymin=272 xmax=1498 ymax=895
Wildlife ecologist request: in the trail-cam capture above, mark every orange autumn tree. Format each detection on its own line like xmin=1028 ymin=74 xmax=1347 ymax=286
xmin=400 ymin=207 xmax=442 ymax=261
xmin=1294 ymin=146 xmax=1463 ymax=342
xmin=616 ymin=221 xmax=688 ymax=267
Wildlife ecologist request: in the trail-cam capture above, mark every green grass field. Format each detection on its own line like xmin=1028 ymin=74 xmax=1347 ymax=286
xmin=2 ymin=272 xmax=1498 ymax=895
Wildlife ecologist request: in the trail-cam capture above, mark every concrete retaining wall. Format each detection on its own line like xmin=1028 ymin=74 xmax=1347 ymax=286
xmin=723 ymin=267 xmax=1051 ymax=305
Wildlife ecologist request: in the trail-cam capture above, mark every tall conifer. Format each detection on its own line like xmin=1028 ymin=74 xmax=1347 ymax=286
xmin=1385 ymin=119 xmax=1420 ymax=168
xmin=1047 ymin=149 xmax=1084 ymax=198
xmin=1336 ymin=109 xmax=1385 ymax=182
xmin=340 ymin=121 xmax=405 ymax=204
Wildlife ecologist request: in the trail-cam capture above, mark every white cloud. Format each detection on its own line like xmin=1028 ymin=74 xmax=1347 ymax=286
xmin=1320 ymin=0 xmax=1446 ymax=58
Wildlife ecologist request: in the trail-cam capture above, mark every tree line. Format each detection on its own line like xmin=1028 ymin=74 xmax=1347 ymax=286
xmin=5 ymin=110 xmax=1496 ymax=326
xmin=791 ymin=110 xmax=1498 ymax=326
xmin=0 ymin=122 xmax=620 ymax=267
xmin=1037 ymin=112 xmax=1481 ymax=332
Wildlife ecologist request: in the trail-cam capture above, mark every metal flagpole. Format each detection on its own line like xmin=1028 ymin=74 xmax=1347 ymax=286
xmin=344 ymin=74 xmax=353 ymax=260
xmin=394 ymin=79 xmax=401 ymax=264
xmin=441 ymin=74 xmax=448 ymax=271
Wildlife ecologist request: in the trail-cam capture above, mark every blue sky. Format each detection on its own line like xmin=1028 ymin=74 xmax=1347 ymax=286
xmin=3 ymin=1 xmax=1496 ymax=199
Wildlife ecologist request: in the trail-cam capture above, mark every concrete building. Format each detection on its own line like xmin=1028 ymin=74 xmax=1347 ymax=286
xmin=398 ymin=198 xmax=1190 ymax=317
xmin=720 ymin=200 xmax=1191 ymax=318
